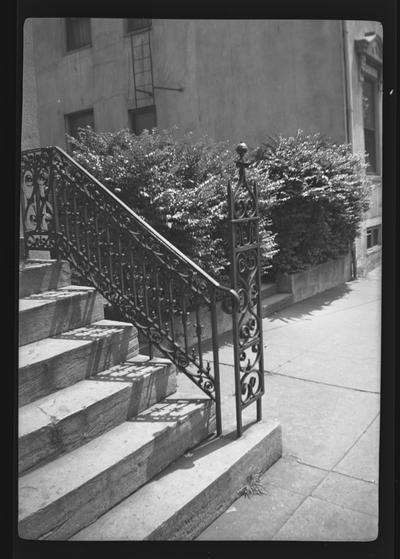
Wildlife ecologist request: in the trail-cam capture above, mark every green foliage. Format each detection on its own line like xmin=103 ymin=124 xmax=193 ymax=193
xmin=68 ymin=127 xmax=370 ymax=282
xmin=252 ymin=131 xmax=371 ymax=275
xmin=68 ymin=126 xmax=277 ymax=283
xmin=238 ymin=473 xmax=268 ymax=498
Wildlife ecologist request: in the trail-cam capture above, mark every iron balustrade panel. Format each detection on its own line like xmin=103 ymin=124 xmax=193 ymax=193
xmin=228 ymin=143 xmax=265 ymax=437
xmin=20 ymin=146 xmax=240 ymax=436
xmin=21 ymin=148 xmax=57 ymax=252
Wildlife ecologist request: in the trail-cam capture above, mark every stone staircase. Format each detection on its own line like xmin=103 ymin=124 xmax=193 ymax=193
xmin=18 ymin=258 xmax=282 ymax=541
xmin=18 ymin=259 xmax=214 ymax=540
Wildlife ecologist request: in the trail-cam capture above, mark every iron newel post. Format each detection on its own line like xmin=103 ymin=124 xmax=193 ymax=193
xmin=228 ymin=142 xmax=265 ymax=438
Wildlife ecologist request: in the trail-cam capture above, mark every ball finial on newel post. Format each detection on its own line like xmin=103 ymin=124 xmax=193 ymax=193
xmin=236 ymin=142 xmax=248 ymax=160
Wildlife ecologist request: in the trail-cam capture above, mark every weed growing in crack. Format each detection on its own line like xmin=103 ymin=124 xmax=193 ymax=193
xmin=238 ymin=473 xmax=268 ymax=499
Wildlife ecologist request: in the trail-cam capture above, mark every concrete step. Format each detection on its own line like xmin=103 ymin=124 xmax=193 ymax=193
xmin=19 ymin=379 xmax=132 ymax=475
xmin=71 ymin=420 xmax=282 ymax=541
xmin=18 ymin=398 xmax=215 ymax=540
xmin=19 ymin=356 xmax=177 ymax=475
xmin=19 ymin=259 xmax=71 ymax=298
xmin=19 ymin=286 xmax=105 ymax=346
xmin=262 ymin=292 xmax=294 ymax=317
xmin=95 ymin=355 xmax=177 ymax=418
xmin=260 ymin=282 xmax=277 ymax=299
xmin=19 ymin=319 xmax=139 ymax=406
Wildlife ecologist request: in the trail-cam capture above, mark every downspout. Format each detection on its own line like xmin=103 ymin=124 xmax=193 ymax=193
xmin=341 ymin=21 xmax=358 ymax=278
xmin=341 ymin=20 xmax=353 ymax=145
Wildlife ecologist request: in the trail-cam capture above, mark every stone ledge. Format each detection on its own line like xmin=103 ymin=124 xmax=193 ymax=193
xmin=276 ymin=253 xmax=352 ymax=304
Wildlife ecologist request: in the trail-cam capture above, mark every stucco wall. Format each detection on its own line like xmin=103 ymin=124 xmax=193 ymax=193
xmin=21 ymin=19 xmax=40 ymax=150
xmin=31 ymin=19 xmax=347 ymax=149
xmin=153 ymin=20 xmax=347 ymax=146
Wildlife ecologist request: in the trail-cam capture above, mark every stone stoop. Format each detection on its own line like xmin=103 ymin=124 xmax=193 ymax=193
xmin=18 ymin=259 xmax=282 ymax=541
xmin=18 ymin=259 xmax=214 ymax=540
xmin=19 ymin=398 xmax=216 ymax=540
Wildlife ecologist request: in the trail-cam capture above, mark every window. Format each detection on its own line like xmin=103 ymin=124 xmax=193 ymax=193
xmin=65 ymin=109 xmax=95 ymax=150
xmin=129 ymin=105 xmax=157 ymax=135
xmin=366 ymin=225 xmax=381 ymax=250
xmin=126 ymin=19 xmax=151 ymax=34
xmin=65 ymin=18 xmax=92 ymax=51
xmin=362 ymin=77 xmax=378 ymax=173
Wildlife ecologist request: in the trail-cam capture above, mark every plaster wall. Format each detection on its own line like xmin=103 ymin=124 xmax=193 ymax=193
xmin=152 ymin=19 xmax=347 ymax=146
xmin=21 ymin=19 xmax=40 ymax=150
xmin=31 ymin=19 xmax=347 ymax=149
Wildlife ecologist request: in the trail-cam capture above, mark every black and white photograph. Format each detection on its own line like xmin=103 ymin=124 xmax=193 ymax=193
xmin=14 ymin=4 xmax=396 ymax=556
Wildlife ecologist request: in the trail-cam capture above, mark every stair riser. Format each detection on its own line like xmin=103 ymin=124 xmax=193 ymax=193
xmin=19 ymin=261 xmax=71 ymax=298
xmin=127 ymin=367 xmax=177 ymax=418
xmin=19 ymin=385 xmax=133 ymax=475
xmin=19 ymin=365 xmax=177 ymax=475
xmin=150 ymin=424 xmax=282 ymax=540
xmin=262 ymin=294 xmax=294 ymax=317
xmin=260 ymin=283 xmax=277 ymax=299
xmin=19 ymin=402 xmax=215 ymax=540
xmin=19 ymin=328 xmax=139 ymax=406
xmin=19 ymin=291 xmax=105 ymax=346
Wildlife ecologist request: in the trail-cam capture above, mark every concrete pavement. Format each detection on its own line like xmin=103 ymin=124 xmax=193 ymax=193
xmin=177 ymin=266 xmax=381 ymax=541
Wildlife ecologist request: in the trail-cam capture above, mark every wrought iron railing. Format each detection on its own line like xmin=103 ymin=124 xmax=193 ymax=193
xmin=228 ymin=143 xmax=265 ymax=437
xmin=20 ymin=146 xmax=241 ymax=436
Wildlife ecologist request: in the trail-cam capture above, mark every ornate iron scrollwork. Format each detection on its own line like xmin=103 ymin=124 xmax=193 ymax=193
xmin=228 ymin=143 xmax=265 ymax=437
xmin=20 ymin=148 xmax=56 ymax=251
xmin=20 ymin=146 xmax=241 ymax=436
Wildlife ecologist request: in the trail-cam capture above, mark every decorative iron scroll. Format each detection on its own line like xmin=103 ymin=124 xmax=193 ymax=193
xmin=228 ymin=142 xmax=264 ymax=437
xmin=21 ymin=148 xmax=56 ymax=252
xmin=20 ymin=147 xmax=240 ymax=437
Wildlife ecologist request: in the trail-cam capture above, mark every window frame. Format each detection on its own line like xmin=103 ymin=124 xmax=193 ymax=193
xmin=128 ymin=105 xmax=157 ymax=135
xmin=366 ymin=225 xmax=381 ymax=251
xmin=65 ymin=18 xmax=92 ymax=53
xmin=355 ymin=34 xmax=382 ymax=177
xmin=362 ymin=74 xmax=379 ymax=175
xmin=125 ymin=18 xmax=152 ymax=35
xmin=64 ymin=108 xmax=95 ymax=151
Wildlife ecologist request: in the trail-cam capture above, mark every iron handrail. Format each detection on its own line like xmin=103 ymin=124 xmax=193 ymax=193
xmin=54 ymin=147 xmax=237 ymax=298
xmin=21 ymin=146 xmax=241 ymax=436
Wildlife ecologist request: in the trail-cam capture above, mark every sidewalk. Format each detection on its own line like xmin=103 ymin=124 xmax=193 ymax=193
xmin=179 ymin=266 xmax=381 ymax=541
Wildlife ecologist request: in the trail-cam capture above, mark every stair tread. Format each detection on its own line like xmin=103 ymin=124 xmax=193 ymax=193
xmin=96 ymin=355 xmax=172 ymax=381
xmin=19 ymin=398 xmax=210 ymax=523
xmin=19 ymin=379 xmax=133 ymax=438
xmin=19 ymin=355 xmax=174 ymax=437
xmin=19 ymin=259 xmax=59 ymax=271
xmin=263 ymin=292 xmax=292 ymax=304
xmin=71 ymin=420 xmax=281 ymax=541
xmin=19 ymin=319 xmax=136 ymax=369
xmin=18 ymin=285 xmax=106 ymax=347
xmin=20 ymin=285 xmax=96 ymax=306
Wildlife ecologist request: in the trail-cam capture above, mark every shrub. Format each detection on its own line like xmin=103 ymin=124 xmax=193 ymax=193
xmin=68 ymin=126 xmax=277 ymax=284
xmin=252 ymin=131 xmax=371 ymax=276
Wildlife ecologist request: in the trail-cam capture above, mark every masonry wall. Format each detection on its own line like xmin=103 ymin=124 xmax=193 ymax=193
xmin=153 ymin=20 xmax=347 ymax=146
xmin=22 ymin=19 xmax=40 ymax=150
xmin=344 ymin=20 xmax=383 ymax=275
xmin=27 ymin=18 xmax=381 ymax=275
xmin=30 ymin=19 xmax=347 ymax=149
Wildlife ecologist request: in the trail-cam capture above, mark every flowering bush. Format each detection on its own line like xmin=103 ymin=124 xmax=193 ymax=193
xmin=68 ymin=126 xmax=277 ymax=283
xmin=252 ymin=131 xmax=371 ymax=275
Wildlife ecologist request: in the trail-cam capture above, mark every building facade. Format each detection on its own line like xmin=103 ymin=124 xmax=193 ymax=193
xmin=22 ymin=18 xmax=383 ymax=275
